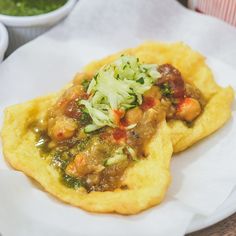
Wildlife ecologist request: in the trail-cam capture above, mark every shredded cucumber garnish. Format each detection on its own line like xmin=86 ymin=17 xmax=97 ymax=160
xmin=126 ymin=146 xmax=138 ymax=161
xmin=80 ymin=55 xmax=160 ymax=132
xmin=104 ymin=147 xmax=127 ymax=166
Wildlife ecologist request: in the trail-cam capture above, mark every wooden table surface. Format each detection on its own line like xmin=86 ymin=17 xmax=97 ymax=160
xmin=187 ymin=213 xmax=236 ymax=236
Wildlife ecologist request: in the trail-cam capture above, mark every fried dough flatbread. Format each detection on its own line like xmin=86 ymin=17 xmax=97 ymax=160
xmin=2 ymin=42 xmax=233 ymax=215
xmin=2 ymin=95 xmax=172 ymax=214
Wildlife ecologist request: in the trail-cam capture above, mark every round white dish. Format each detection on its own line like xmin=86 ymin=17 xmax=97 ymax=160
xmin=0 ymin=0 xmax=77 ymax=55
xmin=187 ymin=188 xmax=236 ymax=233
xmin=0 ymin=22 xmax=8 ymax=62
xmin=0 ymin=53 xmax=235 ymax=236
xmin=186 ymin=58 xmax=236 ymax=233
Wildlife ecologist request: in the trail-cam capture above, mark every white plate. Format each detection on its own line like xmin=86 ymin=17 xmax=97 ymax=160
xmin=0 ymin=23 xmax=8 ymax=62
xmin=186 ymin=58 xmax=236 ymax=233
xmin=187 ymin=188 xmax=236 ymax=233
xmin=0 ymin=52 xmax=235 ymax=236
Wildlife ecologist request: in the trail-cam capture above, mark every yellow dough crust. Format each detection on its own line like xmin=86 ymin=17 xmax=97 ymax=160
xmin=2 ymin=95 xmax=172 ymax=214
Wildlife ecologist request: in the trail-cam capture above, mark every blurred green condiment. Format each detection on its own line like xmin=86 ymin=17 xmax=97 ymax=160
xmin=0 ymin=0 xmax=68 ymax=16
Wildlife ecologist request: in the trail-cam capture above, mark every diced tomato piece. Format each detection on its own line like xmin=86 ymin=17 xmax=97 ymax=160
xmin=141 ymin=97 xmax=156 ymax=111
xmin=120 ymin=118 xmax=129 ymax=127
xmin=113 ymin=128 xmax=127 ymax=141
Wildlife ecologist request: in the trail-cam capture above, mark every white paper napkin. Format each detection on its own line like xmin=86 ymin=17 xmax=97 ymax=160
xmin=0 ymin=0 xmax=236 ymax=235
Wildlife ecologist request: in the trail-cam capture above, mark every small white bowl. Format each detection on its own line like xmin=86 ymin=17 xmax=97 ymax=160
xmin=0 ymin=22 xmax=8 ymax=62
xmin=0 ymin=0 xmax=77 ymax=55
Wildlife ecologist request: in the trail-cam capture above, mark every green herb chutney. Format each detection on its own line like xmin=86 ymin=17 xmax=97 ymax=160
xmin=0 ymin=0 xmax=68 ymax=16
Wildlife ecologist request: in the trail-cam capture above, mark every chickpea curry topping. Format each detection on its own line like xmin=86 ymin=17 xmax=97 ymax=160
xmin=33 ymin=56 xmax=205 ymax=192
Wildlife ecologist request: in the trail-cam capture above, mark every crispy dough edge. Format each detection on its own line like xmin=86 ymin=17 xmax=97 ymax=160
xmin=168 ymin=86 xmax=234 ymax=152
xmin=2 ymin=95 xmax=172 ymax=215
xmin=83 ymin=41 xmax=234 ymax=153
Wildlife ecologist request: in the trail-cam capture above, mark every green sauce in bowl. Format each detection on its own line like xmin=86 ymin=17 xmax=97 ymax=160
xmin=0 ymin=0 xmax=69 ymax=16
